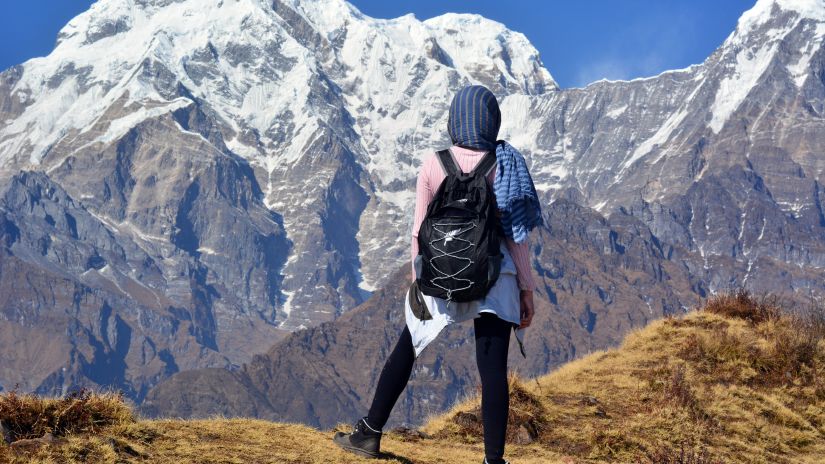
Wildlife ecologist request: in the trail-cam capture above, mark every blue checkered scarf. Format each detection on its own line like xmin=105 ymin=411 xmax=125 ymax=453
xmin=448 ymin=85 xmax=543 ymax=243
xmin=493 ymin=142 xmax=543 ymax=243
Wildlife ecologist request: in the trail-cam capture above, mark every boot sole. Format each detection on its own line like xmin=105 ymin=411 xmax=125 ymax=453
xmin=333 ymin=433 xmax=380 ymax=459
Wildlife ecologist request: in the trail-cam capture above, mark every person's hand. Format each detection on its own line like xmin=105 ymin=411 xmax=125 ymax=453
xmin=519 ymin=290 xmax=534 ymax=329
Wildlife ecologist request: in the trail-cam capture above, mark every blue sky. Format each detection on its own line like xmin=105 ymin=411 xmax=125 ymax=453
xmin=1 ymin=0 xmax=756 ymax=88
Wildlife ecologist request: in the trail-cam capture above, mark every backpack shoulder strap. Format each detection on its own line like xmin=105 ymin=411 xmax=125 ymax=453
xmin=471 ymin=150 xmax=497 ymax=177
xmin=436 ymin=149 xmax=459 ymax=176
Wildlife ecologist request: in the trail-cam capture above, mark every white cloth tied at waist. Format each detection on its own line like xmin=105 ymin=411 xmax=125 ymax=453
xmin=405 ymin=242 xmax=526 ymax=358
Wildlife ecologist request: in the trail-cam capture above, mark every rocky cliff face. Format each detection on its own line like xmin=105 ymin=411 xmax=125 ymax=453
xmin=2 ymin=0 xmax=825 ymax=416
xmin=0 ymin=171 xmax=233 ymax=398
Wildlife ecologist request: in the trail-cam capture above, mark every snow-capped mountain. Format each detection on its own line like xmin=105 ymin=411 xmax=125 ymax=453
xmin=517 ymin=0 xmax=825 ymax=208
xmin=508 ymin=0 xmax=825 ymax=293
xmin=1 ymin=0 xmax=825 ymax=404
xmin=0 ymin=0 xmax=555 ymax=397
xmin=0 ymin=0 xmax=554 ymax=325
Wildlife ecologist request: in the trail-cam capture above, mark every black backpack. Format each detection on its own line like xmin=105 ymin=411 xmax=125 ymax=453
xmin=416 ymin=148 xmax=503 ymax=302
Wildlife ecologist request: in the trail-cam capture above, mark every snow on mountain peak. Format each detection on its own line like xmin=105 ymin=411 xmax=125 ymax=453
xmin=0 ymin=0 xmax=557 ymax=184
xmin=754 ymin=0 xmax=825 ymax=19
xmin=2 ymin=0 xmax=305 ymax=165
xmin=278 ymin=0 xmax=556 ymax=93
xmin=55 ymin=0 xmax=133 ymax=46
xmin=423 ymin=13 xmax=557 ymax=93
xmin=708 ymin=0 xmax=825 ymax=133
xmin=734 ymin=0 xmax=825 ymax=41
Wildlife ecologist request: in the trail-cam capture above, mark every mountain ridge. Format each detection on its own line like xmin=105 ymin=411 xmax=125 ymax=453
xmin=1 ymin=0 xmax=825 ymax=421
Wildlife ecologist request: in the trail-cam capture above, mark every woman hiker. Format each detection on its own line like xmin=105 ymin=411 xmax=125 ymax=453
xmin=333 ymin=85 xmax=543 ymax=464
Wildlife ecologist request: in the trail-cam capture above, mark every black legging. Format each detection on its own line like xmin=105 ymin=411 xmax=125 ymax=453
xmin=367 ymin=312 xmax=512 ymax=461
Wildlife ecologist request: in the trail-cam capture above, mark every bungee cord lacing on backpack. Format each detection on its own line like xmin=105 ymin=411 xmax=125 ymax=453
xmin=427 ymin=220 xmax=477 ymax=301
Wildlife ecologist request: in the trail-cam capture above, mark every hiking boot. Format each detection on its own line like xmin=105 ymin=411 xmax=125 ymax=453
xmin=333 ymin=417 xmax=382 ymax=458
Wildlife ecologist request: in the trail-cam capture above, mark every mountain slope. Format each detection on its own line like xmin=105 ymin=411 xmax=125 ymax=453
xmin=3 ymin=292 xmax=823 ymax=463
xmin=426 ymin=291 xmax=825 ymax=463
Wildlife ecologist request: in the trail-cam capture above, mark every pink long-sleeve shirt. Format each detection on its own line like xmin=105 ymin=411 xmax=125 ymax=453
xmin=411 ymin=145 xmax=537 ymax=292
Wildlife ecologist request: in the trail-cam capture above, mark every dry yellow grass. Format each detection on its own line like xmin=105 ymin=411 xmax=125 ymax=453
xmin=1 ymin=292 xmax=823 ymax=463
xmin=427 ymin=293 xmax=825 ymax=463
xmin=0 ymin=417 xmax=573 ymax=463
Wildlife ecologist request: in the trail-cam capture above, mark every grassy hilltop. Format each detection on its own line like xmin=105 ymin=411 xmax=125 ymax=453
xmin=1 ymin=292 xmax=824 ymax=463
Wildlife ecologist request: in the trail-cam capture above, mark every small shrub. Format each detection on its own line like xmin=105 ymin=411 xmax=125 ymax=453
xmin=758 ymin=315 xmax=823 ymax=387
xmin=0 ymin=388 xmax=134 ymax=441
xmin=691 ymin=290 xmax=825 ymax=389
xmin=436 ymin=374 xmax=548 ymax=445
xmin=677 ymin=326 xmax=758 ymax=385
xmin=703 ymin=289 xmax=781 ymax=325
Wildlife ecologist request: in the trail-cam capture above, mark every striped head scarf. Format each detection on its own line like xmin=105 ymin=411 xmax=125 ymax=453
xmin=447 ymin=85 xmax=501 ymax=151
